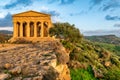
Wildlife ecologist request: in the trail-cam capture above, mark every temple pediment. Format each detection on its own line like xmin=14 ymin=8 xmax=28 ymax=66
xmin=13 ymin=10 xmax=50 ymax=17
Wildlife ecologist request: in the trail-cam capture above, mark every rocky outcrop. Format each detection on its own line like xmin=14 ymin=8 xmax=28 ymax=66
xmin=0 ymin=40 xmax=70 ymax=80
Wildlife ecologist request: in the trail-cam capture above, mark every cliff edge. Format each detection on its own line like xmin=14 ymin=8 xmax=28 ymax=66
xmin=0 ymin=40 xmax=70 ymax=80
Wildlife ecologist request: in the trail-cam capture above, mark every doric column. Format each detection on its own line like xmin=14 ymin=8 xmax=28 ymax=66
xmin=48 ymin=21 xmax=52 ymax=37
xmin=16 ymin=23 xmax=18 ymax=37
xmin=47 ymin=21 xmax=50 ymax=37
xmin=41 ymin=21 xmax=44 ymax=37
xmin=20 ymin=22 xmax=23 ymax=37
xmin=13 ymin=22 xmax=17 ymax=37
xmin=27 ymin=22 xmax=30 ymax=37
xmin=34 ymin=22 xmax=37 ymax=37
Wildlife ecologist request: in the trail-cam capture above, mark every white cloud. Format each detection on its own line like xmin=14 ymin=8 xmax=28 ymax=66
xmin=41 ymin=6 xmax=49 ymax=11
xmin=0 ymin=0 xmax=11 ymax=6
xmin=0 ymin=14 xmax=4 ymax=18
xmin=0 ymin=27 xmax=13 ymax=31
xmin=83 ymin=29 xmax=120 ymax=37
xmin=52 ymin=16 xmax=61 ymax=22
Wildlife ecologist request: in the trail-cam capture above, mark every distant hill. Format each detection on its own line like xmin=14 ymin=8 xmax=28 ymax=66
xmin=0 ymin=30 xmax=12 ymax=34
xmin=0 ymin=30 xmax=12 ymax=43
xmin=85 ymin=35 xmax=120 ymax=45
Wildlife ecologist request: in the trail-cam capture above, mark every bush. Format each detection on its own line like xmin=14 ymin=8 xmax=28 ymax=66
xmin=70 ymin=66 xmax=97 ymax=80
xmin=104 ymin=68 xmax=120 ymax=80
xmin=49 ymin=22 xmax=83 ymax=43
xmin=61 ymin=40 xmax=75 ymax=51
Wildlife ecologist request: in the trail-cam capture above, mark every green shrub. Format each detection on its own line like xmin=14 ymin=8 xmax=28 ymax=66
xmin=70 ymin=66 xmax=97 ymax=80
xmin=49 ymin=22 xmax=83 ymax=43
xmin=104 ymin=68 xmax=120 ymax=80
xmin=61 ymin=40 xmax=75 ymax=51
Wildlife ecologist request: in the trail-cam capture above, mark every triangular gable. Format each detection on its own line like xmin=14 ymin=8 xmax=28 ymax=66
xmin=13 ymin=10 xmax=50 ymax=17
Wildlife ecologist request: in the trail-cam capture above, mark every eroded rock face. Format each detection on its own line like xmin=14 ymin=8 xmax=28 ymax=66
xmin=0 ymin=40 xmax=70 ymax=80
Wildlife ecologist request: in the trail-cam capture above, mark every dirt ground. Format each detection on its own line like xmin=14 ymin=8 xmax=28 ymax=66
xmin=0 ymin=44 xmax=29 ymax=51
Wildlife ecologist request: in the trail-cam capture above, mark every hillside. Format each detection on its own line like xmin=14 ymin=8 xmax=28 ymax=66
xmin=0 ymin=34 xmax=12 ymax=43
xmin=85 ymin=35 xmax=120 ymax=45
xmin=0 ymin=30 xmax=12 ymax=34
xmin=85 ymin=35 xmax=120 ymax=56
xmin=50 ymin=23 xmax=120 ymax=80
xmin=64 ymin=39 xmax=120 ymax=80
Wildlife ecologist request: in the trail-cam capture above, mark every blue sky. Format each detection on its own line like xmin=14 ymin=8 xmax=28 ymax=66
xmin=0 ymin=0 xmax=120 ymax=36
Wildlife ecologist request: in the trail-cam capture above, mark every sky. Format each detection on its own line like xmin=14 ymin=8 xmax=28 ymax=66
xmin=0 ymin=0 xmax=120 ymax=36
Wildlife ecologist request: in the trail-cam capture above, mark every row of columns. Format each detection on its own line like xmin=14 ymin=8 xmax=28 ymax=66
xmin=13 ymin=21 xmax=49 ymax=38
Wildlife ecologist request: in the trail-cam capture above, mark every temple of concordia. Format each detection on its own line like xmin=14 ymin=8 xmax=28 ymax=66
xmin=9 ymin=10 xmax=53 ymax=42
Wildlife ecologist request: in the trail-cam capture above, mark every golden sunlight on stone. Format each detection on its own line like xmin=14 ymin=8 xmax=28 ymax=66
xmin=9 ymin=10 xmax=53 ymax=42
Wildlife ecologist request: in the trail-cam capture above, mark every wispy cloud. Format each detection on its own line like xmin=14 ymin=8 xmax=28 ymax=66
xmin=83 ymin=29 xmax=120 ymax=37
xmin=48 ymin=0 xmax=76 ymax=5
xmin=69 ymin=13 xmax=81 ymax=16
xmin=69 ymin=11 xmax=87 ymax=16
xmin=105 ymin=15 xmax=120 ymax=21
xmin=0 ymin=13 xmax=12 ymax=27
xmin=89 ymin=0 xmax=104 ymax=9
xmin=90 ymin=0 xmax=103 ymax=5
xmin=0 ymin=27 xmax=13 ymax=31
xmin=40 ymin=9 xmax=61 ymax=22
xmin=41 ymin=10 xmax=60 ymax=17
xmin=114 ymin=24 xmax=120 ymax=27
xmin=90 ymin=0 xmax=120 ymax=11
xmin=102 ymin=0 xmax=120 ymax=11
xmin=60 ymin=0 xmax=75 ymax=5
xmin=4 ymin=0 xmax=33 ymax=9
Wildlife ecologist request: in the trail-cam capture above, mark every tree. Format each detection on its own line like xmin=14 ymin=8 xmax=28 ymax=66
xmin=49 ymin=22 xmax=83 ymax=43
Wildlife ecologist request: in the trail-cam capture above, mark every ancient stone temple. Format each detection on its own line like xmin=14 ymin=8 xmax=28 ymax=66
xmin=9 ymin=10 xmax=52 ymax=42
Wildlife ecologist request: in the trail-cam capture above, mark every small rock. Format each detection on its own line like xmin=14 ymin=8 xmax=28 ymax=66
xmin=0 ymin=73 xmax=11 ymax=80
xmin=10 ymin=66 xmax=21 ymax=75
xmin=33 ymin=76 xmax=42 ymax=80
xmin=104 ymin=61 xmax=111 ymax=67
xmin=4 ymin=63 xmax=12 ymax=69
xmin=14 ymin=77 xmax=22 ymax=80
xmin=23 ymin=78 xmax=32 ymax=80
xmin=93 ymin=69 xmax=103 ymax=78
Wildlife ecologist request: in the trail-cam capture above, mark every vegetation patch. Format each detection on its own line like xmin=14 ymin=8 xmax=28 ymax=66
xmin=70 ymin=66 xmax=97 ymax=80
xmin=50 ymin=22 xmax=120 ymax=80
